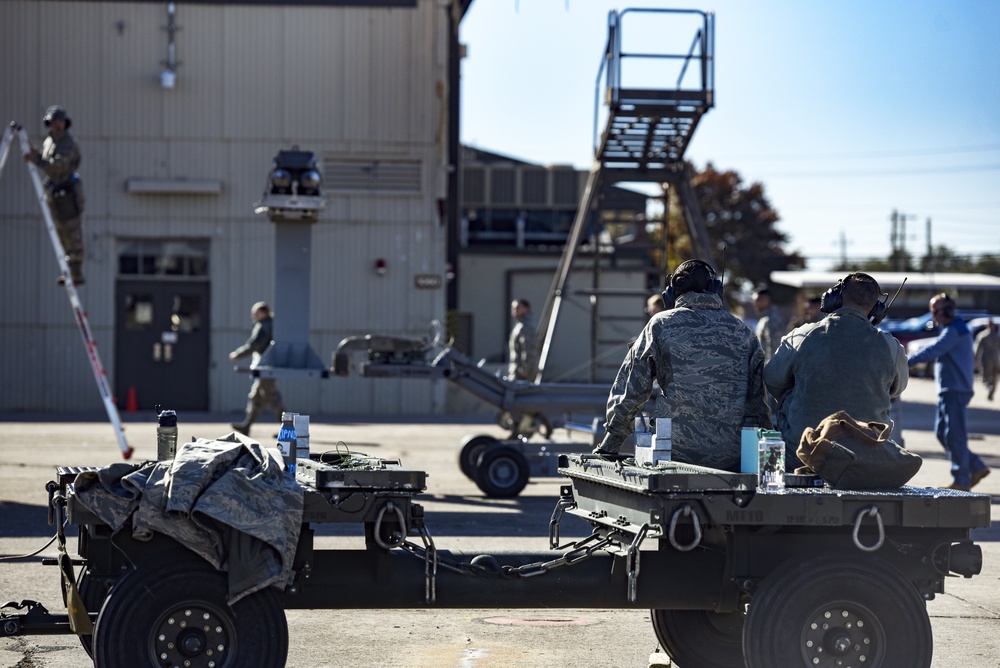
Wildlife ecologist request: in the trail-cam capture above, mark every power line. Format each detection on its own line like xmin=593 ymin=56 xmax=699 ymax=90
xmin=761 ymin=164 xmax=1000 ymax=179
xmin=721 ymin=143 xmax=1000 ymax=162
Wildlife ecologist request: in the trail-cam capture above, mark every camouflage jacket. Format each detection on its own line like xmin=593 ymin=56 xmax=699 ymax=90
xmin=508 ymin=315 xmax=539 ymax=381
xmin=230 ymin=315 xmax=274 ymax=365
xmin=600 ymin=291 xmax=771 ymax=470
xmin=755 ymin=305 xmax=786 ymax=363
xmin=36 ymin=130 xmax=81 ymax=186
xmin=73 ymin=433 xmax=303 ymax=604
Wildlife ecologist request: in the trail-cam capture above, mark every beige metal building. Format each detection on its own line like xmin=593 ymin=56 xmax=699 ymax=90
xmin=1 ymin=0 xmax=461 ymax=416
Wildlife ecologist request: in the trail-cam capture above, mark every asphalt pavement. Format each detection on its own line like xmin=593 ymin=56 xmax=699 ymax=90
xmin=1 ymin=376 xmax=998 ymax=667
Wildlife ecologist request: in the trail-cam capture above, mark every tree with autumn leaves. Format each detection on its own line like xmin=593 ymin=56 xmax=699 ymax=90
xmin=648 ymin=162 xmax=804 ymax=295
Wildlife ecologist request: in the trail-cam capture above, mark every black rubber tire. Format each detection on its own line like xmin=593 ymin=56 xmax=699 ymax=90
xmin=474 ymin=444 xmax=530 ymax=498
xmin=76 ymin=567 xmax=115 ymax=659
xmin=652 ymin=609 xmax=747 ymax=668
xmin=458 ymin=434 xmax=500 ymax=480
xmin=742 ymin=555 xmax=932 ymax=668
xmin=92 ymin=558 xmax=288 ymax=668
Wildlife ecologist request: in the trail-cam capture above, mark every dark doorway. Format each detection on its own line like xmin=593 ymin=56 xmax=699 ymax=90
xmin=115 ymin=281 xmax=210 ymax=411
xmin=114 ymin=238 xmax=211 ymax=411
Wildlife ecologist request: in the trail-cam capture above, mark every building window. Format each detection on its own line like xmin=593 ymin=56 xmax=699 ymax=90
xmin=118 ymin=239 xmax=209 ymax=278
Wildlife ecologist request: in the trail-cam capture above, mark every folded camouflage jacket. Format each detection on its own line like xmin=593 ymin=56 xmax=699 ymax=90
xmin=73 ymin=432 xmax=303 ymax=604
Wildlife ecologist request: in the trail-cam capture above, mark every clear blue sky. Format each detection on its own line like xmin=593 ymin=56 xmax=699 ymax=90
xmin=459 ymin=0 xmax=1000 ymax=270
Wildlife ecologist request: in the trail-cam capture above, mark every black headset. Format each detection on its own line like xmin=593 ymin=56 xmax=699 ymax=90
xmin=662 ymin=260 xmax=724 ymax=310
xmin=820 ymin=276 xmax=889 ymax=325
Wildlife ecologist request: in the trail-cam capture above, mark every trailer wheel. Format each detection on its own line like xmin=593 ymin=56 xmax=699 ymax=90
xmin=76 ymin=567 xmax=115 ymax=658
xmin=742 ymin=555 xmax=931 ymax=668
xmin=475 ymin=444 xmax=530 ymax=498
xmin=652 ymin=609 xmax=747 ymax=668
xmin=92 ymin=559 xmax=288 ymax=668
xmin=458 ymin=434 xmax=500 ymax=480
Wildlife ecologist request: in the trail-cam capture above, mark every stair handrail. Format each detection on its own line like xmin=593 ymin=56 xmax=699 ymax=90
xmin=593 ymin=7 xmax=715 ymax=156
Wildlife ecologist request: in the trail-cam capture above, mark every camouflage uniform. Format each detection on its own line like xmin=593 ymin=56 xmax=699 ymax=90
xmin=755 ymin=305 xmax=786 ymax=363
xmin=974 ymin=325 xmax=999 ymax=400
xmin=508 ymin=314 xmax=539 ymax=381
xmin=598 ymin=291 xmax=771 ymax=471
xmin=231 ymin=314 xmax=285 ymax=431
xmin=33 ymin=129 xmax=85 ymax=282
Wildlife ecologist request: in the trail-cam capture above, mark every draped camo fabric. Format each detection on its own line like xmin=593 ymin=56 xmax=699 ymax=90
xmin=73 ymin=432 xmax=303 ymax=604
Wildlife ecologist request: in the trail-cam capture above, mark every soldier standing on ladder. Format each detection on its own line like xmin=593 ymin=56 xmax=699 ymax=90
xmin=23 ymin=105 xmax=85 ymax=285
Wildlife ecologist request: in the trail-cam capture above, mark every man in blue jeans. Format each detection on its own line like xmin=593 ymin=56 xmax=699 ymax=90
xmin=908 ymin=293 xmax=990 ymax=490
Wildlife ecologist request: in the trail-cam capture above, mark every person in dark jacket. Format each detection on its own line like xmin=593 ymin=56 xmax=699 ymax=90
xmin=229 ymin=301 xmax=286 ymax=436
xmin=764 ymin=273 xmax=907 ymax=469
xmin=908 ymin=294 xmax=990 ymax=490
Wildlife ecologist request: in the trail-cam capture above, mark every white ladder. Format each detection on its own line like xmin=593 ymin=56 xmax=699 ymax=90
xmin=1 ymin=122 xmax=133 ymax=458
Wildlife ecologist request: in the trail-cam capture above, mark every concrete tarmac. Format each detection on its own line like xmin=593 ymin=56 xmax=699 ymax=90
xmin=1 ymin=376 xmax=998 ymax=667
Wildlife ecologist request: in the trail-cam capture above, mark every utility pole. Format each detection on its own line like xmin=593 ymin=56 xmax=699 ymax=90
xmin=889 ymin=209 xmax=917 ymax=271
xmin=925 ymin=217 xmax=934 ymax=273
xmin=839 ymin=231 xmax=848 ymax=267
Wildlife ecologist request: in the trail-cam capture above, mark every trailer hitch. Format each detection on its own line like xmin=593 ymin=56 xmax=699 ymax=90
xmin=1 ymin=600 xmax=82 ymax=638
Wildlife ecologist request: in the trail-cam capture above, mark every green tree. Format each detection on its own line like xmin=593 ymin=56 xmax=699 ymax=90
xmin=919 ymin=246 xmax=975 ymax=273
xmin=660 ymin=162 xmax=804 ymax=290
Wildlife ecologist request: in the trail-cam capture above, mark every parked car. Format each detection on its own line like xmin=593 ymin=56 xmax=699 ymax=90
xmin=880 ymin=309 xmax=991 ymax=347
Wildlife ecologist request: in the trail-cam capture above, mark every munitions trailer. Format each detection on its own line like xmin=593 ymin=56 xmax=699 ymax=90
xmin=2 ymin=450 xmax=988 ymax=668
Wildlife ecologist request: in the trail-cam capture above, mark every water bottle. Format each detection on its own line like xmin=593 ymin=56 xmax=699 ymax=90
xmin=156 ymin=406 xmax=178 ymax=460
xmin=293 ymin=413 xmax=310 ymax=464
xmin=277 ymin=412 xmax=297 ymax=475
xmin=758 ymin=429 xmax=786 ymax=490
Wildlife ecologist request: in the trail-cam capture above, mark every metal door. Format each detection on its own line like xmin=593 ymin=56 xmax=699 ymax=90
xmin=114 ymin=280 xmax=210 ymax=411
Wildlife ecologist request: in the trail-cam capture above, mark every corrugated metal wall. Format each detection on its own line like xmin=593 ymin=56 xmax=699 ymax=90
xmin=0 ymin=0 xmax=449 ymax=415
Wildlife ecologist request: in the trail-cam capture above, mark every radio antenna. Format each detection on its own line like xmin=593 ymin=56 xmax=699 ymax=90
xmin=885 ymin=277 xmax=907 ymax=310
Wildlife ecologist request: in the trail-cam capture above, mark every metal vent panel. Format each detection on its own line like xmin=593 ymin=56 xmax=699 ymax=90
xmin=462 ymin=167 xmax=486 ymax=205
xmin=322 ymin=158 xmax=422 ymax=193
xmin=489 ymin=168 xmax=516 ymax=205
xmin=520 ymin=168 xmax=547 ymax=205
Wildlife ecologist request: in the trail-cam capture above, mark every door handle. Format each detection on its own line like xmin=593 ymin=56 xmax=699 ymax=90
xmin=153 ymin=342 xmax=162 ymax=362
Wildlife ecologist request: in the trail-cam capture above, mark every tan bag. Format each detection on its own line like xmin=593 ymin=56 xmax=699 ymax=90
xmin=796 ymin=410 xmax=921 ymax=490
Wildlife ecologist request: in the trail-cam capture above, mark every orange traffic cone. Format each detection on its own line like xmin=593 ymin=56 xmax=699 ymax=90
xmin=125 ymin=386 xmax=139 ymax=413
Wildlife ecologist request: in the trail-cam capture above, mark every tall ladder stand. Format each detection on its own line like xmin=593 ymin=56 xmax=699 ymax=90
xmin=0 ymin=122 xmax=133 ymax=458
xmin=535 ymin=8 xmax=716 ymax=381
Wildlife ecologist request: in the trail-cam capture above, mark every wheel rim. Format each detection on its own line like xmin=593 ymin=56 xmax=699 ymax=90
xmin=151 ymin=601 xmax=236 ymax=668
xmin=485 ymin=457 xmax=518 ymax=489
xmin=800 ymin=600 xmax=884 ymax=667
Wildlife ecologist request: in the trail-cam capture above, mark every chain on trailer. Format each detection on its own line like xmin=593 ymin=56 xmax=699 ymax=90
xmin=394 ymin=487 xmax=652 ymax=604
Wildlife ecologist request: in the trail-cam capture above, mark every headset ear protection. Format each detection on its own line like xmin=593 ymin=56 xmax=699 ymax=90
xmin=662 ymin=261 xmax=723 ymax=310
xmin=821 ymin=277 xmax=889 ymax=325
xmin=819 ymin=280 xmax=844 ymax=314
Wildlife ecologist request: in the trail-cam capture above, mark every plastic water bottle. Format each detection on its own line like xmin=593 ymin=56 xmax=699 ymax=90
xmin=758 ymin=430 xmax=786 ymax=490
xmin=277 ymin=412 xmax=297 ymax=475
xmin=156 ymin=407 xmax=178 ymax=460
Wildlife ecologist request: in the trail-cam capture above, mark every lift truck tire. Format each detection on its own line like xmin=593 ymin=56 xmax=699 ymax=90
xmin=652 ymin=608 xmax=746 ymax=668
xmin=457 ymin=433 xmax=500 ymax=480
xmin=91 ymin=557 xmax=288 ymax=668
xmin=474 ymin=444 xmax=530 ymax=498
xmin=742 ymin=553 xmax=932 ymax=668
